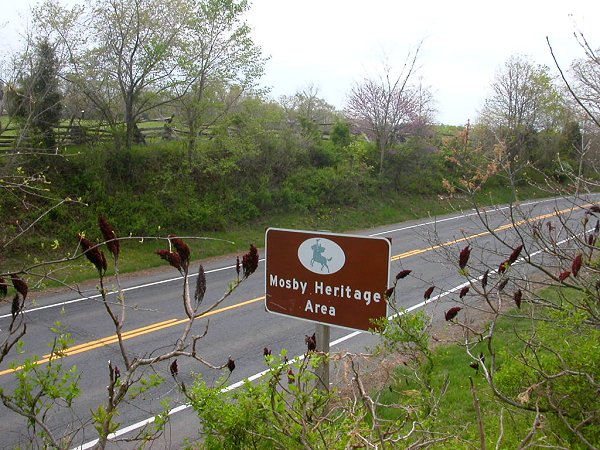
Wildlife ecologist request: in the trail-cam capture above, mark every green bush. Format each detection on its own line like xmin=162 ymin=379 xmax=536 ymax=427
xmin=383 ymin=139 xmax=446 ymax=194
xmin=494 ymin=295 xmax=600 ymax=448
xmin=280 ymin=162 xmax=375 ymax=212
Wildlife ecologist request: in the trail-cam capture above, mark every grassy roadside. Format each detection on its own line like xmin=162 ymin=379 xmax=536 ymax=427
xmin=376 ymin=317 xmax=537 ymax=448
xmin=5 ymin=184 xmax=550 ymax=288
xmin=404 ymin=314 xmax=536 ymax=448
xmin=376 ymin=287 xmax=599 ymax=448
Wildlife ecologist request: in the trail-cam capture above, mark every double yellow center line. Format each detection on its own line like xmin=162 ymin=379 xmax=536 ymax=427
xmin=391 ymin=209 xmax=565 ymax=261
xmin=0 ymin=205 xmax=578 ymax=376
xmin=0 ymin=297 xmax=266 ymax=376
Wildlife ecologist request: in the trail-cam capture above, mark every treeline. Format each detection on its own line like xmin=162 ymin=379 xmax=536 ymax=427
xmin=6 ymin=103 xmax=443 ymax=242
xmin=5 ymin=93 xmax=591 ymax=254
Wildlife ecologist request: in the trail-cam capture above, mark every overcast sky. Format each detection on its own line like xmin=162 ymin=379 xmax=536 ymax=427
xmin=2 ymin=0 xmax=599 ymax=125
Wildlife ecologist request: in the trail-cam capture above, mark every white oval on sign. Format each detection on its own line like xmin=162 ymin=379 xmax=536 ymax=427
xmin=298 ymin=237 xmax=345 ymax=275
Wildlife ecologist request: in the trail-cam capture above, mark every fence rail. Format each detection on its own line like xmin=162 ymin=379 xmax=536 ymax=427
xmin=0 ymin=124 xmax=223 ymax=149
xmin=0 ymin=121 xmax=334 ymax=149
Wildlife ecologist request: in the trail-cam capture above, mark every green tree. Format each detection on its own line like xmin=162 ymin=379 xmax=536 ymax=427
xmin=174 ymin=0 xmax=266 ymax=158
xmin=559 ymin=120 xmax=582 ymax=162
xmin=548 ymin=34 xmax=600 ymax=174
xmin=330 ymin=120 xmax=352 ymax=149
xmin=0 ymin=39 xmax=73 ymax=258
xmin=280 ymin=84 xmax=336 ymax=140
xmin=32 ymin=0 xmax=190 ymax=150
xmin=280 ymin=85 xmax=338 ymax=167
xmin=6 ymin=39 xmax=61 ymax=148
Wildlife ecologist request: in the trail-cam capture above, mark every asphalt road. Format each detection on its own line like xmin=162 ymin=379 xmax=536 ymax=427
xmin=0 ymin=194 xmax=596 ymax=449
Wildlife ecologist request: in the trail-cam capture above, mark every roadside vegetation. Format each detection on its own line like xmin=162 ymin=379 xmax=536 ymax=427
xmin=376 ymin=290 xmax=599 ymax=449
xmin=0 ymin=125 xmax=552 ymax=284
xmin=0 ymin=0 xmax=599 ymax=448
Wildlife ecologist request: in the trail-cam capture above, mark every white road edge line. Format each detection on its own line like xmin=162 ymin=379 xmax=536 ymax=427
xmin=0 ymin=264 xmax=238 ymax=319
xmin=74 ymin=229 xmax=583 ymax=450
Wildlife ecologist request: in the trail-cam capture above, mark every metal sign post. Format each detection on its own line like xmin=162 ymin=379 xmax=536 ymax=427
xmin=315 ymin=323 xmax=330 ymax=391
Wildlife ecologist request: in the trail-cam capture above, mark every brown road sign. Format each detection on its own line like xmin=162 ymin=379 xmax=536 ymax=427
xmin=265 ymin=228 xmax=391 ymax=331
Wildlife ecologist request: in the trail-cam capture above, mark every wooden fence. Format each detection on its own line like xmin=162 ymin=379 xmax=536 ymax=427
xmin=0 ymin=121 xmax=334 ymax=149
xmin=0 ymin=124 xmax=184 ymax=149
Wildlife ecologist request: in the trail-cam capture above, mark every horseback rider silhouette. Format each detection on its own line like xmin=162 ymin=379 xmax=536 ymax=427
xmin=310 ymin=239 xmax=332 ymax=272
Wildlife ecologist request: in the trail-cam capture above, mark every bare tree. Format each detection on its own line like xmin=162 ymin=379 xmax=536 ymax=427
xmin=479 ymin=54 xmax=567 ymax=163
xmin=345 ymin=45 xmax=423 ymax=176
xmin=548 ymin=33 xmax=600 ymax=183
xmin=428 ymin=188 xmax=600 ymax=448
xmin=280 ymin=83 xmax=336 ymax=140
xmin=433 ymin=35 xmax=600 ymax=447
xmin=567 ymin=34 xmax=600 ymax=126
xmin=405 ymin=76 xmax=437 ymax=138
